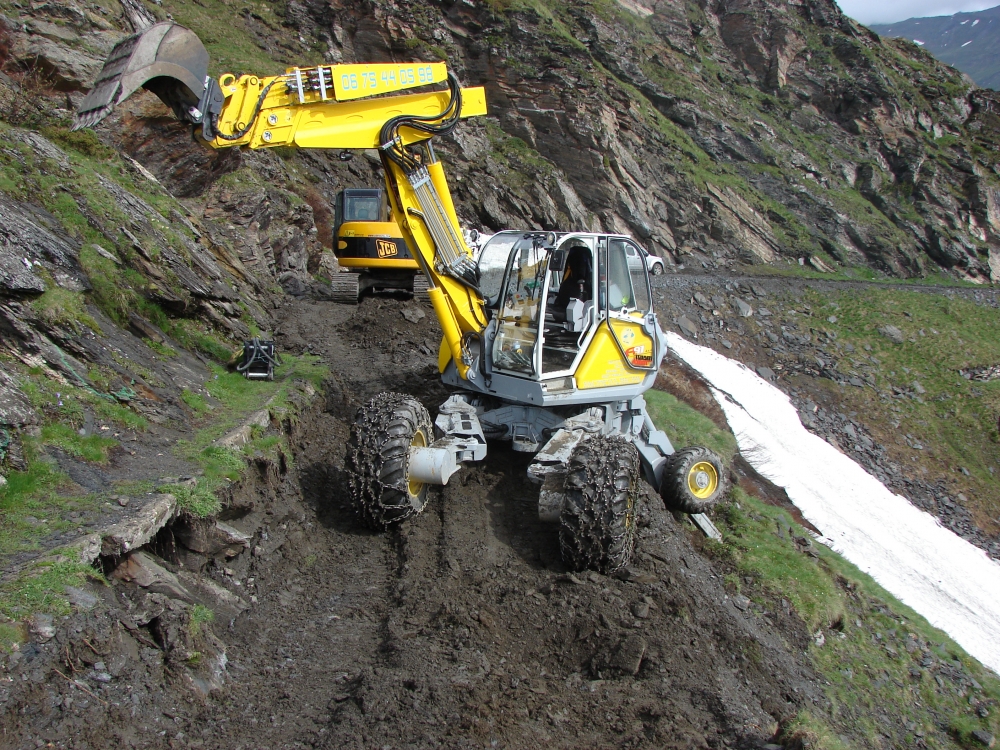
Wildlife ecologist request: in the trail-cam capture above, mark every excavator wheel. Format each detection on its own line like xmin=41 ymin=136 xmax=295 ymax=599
xmin=558 ymin=435 xmax=639 ymax=575
xmin=412 ymin=274 xmax=429 ymax=298
xmin=329 ymin=273 xmax=360 ymax=304
xmin=660 ymin=446 xmax=728 ymax=515
xmin=346 ymin=392 xmax=434 ymax=529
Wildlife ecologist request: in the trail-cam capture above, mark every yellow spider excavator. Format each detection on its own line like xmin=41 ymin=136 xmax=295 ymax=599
xmin=75 ymin=22 xmax=728 ymax=573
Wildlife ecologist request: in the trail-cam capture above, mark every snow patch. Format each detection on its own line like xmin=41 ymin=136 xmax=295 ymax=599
xmin=973 ymin=18 xmax=980 ymax=26
xmin=665 ymin=333 xmax=1000 ymax=676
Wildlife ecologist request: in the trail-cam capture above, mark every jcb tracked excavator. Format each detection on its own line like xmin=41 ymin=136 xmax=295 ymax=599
xmin=75 ymin=22 xmax=728 ymax=573
xmin=330 ymin=186 xmax=427 ymax=303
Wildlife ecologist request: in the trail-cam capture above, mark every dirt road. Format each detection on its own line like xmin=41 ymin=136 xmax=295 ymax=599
xmin=1 ymin=291 xmax=822 ymax=750
xmin=178 ymin=294 xmax=819 ymax=749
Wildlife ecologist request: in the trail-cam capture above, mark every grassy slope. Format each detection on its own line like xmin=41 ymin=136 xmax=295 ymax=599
xmin=710 ymin=488 xmax=1000 ymax=749
xmin=0 ymin=0 xmax=324 ymax=637
xmin=801 ymin=287 xmax=1000 ymax=535
xmin=645 ymin=382 xmax=1000 ymax=748
xmin=0 ymin=354 xmax=326 ymax=640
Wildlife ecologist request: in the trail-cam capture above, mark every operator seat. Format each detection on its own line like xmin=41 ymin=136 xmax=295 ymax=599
xmin=551 ymin=244 xmax=592 ymax=323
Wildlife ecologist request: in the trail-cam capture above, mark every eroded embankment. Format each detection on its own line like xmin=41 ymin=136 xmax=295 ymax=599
xmin=1 ymin=295 xmax=826 ymax=750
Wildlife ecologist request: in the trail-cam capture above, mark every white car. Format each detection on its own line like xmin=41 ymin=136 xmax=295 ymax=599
xmin=624 ymin=242 xmax=666 ymax=275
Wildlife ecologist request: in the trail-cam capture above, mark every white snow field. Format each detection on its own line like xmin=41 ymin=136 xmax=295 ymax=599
xmin=665 ymin=332 xmax=1000 ymax=675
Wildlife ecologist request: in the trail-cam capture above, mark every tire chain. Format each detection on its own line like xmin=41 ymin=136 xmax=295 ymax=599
xmin=559 ymin=434 xmax=640 ymax=574
xmin=346 ymin=391 xmax=432 ymax=529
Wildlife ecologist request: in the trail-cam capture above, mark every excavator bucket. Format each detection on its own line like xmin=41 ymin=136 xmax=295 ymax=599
xmin=71 ymin=22 xmax=209 ymax=131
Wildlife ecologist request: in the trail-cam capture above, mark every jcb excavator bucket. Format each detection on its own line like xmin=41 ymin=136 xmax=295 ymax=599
xmin=71 ymin=22 xmax=209 ymax=131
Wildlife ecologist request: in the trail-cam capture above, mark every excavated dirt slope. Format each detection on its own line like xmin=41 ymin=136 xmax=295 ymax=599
xmin=1 ymin=291 xmax=823 ymax=750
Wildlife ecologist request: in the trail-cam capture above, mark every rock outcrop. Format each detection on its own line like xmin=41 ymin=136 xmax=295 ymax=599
xmin=276 ymin=0 xmax=1000 ymax=282
xmin=1 ymin=0 xmax=998 ymax=302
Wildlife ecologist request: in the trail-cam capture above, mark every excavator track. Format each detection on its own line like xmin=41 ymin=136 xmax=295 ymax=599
xmin=412 ymin=274 xmax=429 ymax=297
xmin=329 ymin=273 xmax=360 ymax=304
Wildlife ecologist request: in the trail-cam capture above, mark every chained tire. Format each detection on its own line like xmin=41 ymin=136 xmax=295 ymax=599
xmin=660 ymin=446 xmax=728 ymax=514
xmin=346 ymin=391 xmax=434 ymax=529
xmin=558 ymin=435 xmax=639 ymax=575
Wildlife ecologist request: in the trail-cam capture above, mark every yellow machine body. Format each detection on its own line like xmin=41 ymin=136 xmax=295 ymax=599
xmin=575 ymin=322 xmax=650 ymax=390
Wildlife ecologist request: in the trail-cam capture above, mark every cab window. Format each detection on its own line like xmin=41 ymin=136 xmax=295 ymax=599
xmin=477 ymin=231 xmax=520 ymax=307
xmin=491 ymin=238 xmax=548 ymax=375
xmin=344 ymin=195 xmax=381 ymax=222
xmin=606 ymin=239 xmax=651 ymax=315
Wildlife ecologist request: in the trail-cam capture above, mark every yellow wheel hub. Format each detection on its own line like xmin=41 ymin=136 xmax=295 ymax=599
xmin=687 ymin=461 xmax=719 ymax=499
xmin=407 ymin=429 xmax=427 ymax=498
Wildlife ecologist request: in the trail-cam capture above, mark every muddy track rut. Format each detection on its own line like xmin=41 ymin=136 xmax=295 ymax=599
xmin=177 ymin=295 xmax=821 ymax=749
xmin=0 ymin=293 xmax=822 ymax=750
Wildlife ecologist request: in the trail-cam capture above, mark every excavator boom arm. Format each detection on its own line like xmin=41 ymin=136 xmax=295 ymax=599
xmin=74 ymin=22 xmax=488 ymax=381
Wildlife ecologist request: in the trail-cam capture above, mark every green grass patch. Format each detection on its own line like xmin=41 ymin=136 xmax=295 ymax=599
xmin=39 ymin=424 xmax=116 ymax=463
xmin=645 ymin=389 xmax=738 ymax=463
xmin=709 ymin=489 xmax=1000 ymax=749
xmin=711 ymin=488 xmax=843 ymax=631
xmin=181 ymin=389 xmax=210 ymax=415
xmin=0 ymin=561 xmax=102 ymax=623
xmin=94 ymin=399 xmax=148 ymax=431
xmin=165 ymin=480 xmax=222 ymax=518
xmin=198 ymin=445 xmax=246 ymax=484
xmin=147 ymin=340 xmax=178 ymax=358
xmin=170 ymin=354 xmax=326 ymax=515
xmin=30 ymin=288 xmax=101 ymax=334
xmin=189 ymin=603 xmax=215 ymax=637
xmin=39 ymin=126 xmax=114 ymax=161
xmin=159 ymin=0 xmax=291 ymax=76
xmin=168 ymin=319 xmax=237 ymax=362
xmin=0 ymin=436 xmax=107 ymax=568
xmin=0 ymin=456 xmax=76 ymax=562
xmin=0 ymin=622 xmax=23 ymax=653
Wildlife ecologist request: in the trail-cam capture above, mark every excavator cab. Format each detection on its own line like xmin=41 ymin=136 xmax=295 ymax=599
xmin=477 ymin=230 xmax=657 ymax=389
xmin=333 ymin=188 xmax=415 ymax=265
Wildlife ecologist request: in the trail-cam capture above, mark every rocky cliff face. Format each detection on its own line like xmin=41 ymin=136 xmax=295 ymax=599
xmin=1 ymin=0 xmax=999 ymax=299
xmin=0 ymin=0 xmax=1000 ymax=390
xmin=282 ymin=0 xmax=1000 ymax=283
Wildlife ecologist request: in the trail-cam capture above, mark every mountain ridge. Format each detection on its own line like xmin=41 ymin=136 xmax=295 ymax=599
xmin=871 ymin=4 xmax=1000 ymax=90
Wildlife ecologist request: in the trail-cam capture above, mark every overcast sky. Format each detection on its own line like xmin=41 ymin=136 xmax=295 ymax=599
xmin=837 ymin=0 xmax=998 ymax=24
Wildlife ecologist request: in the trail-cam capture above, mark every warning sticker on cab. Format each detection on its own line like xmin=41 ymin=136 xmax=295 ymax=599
xmin=625 ymin=344 xmax=653 ymax=368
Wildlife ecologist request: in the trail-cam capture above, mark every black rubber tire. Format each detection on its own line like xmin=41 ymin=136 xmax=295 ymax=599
xmin=660 ymin=446 xmax=728 ymax=514
xmin=651 ymin=262 xmax=664 ymax=275
xmin=558 ymin=435 xmax=639 ymax=575
xmin=346 ymin=391 xmax=434 ymax=529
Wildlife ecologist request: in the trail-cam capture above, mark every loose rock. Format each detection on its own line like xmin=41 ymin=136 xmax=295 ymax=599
xmin=879 ymin=325 xmax=905 ymax=344
xmin=677 ymin=314 xmax=699 ymax=338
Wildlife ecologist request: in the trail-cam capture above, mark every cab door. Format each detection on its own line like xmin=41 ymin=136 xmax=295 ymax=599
xmin=575 ymin=237 xmax=657 ymax=389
